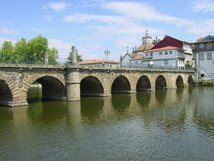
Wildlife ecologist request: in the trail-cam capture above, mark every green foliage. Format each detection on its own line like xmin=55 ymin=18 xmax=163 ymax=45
xmin=0 ymin=41 xmax=14 ymax=63
xmin=0 ymin=35 xmax=58 ymax=64
xmin=66 ymin=50 xmax=83 ymax=64
xmin=27 ymin=35 xmax=48 ymax=64
xmin=13 ymin=38 xmax=28 ymax=63
xmin=200 ymin=80 xmax=214 ymax=86
xmin=48 ymin=47 xmax=59 ymax=65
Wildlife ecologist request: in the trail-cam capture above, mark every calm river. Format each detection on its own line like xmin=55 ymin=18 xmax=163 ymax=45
xmin=0 ymin=87 xmax=214 ymax=161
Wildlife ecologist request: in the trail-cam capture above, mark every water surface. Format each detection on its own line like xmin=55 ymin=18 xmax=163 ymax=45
xmin=0 ymin=87 xmax=214 ymax=161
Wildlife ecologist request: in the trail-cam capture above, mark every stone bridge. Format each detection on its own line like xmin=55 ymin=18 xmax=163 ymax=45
xmin=0 ymin=64 xmax=195 ymax=107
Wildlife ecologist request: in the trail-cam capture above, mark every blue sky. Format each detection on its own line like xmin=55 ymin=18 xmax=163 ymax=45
xmin=0 ymin=0 xmax=214 ymax=61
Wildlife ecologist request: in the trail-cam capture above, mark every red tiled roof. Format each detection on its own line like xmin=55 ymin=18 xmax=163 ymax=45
xmin=147 ymin=46 xmax=183 ymax=52
xmin=130 ymin=55 xmax=145 ymax=60
xmin=79 ymin=59 xmax=119 ymax=65
xmin=136 ymin=43 xmax=154 ymax=52
xmin=152 ymin=36 xmax=183 ymax=50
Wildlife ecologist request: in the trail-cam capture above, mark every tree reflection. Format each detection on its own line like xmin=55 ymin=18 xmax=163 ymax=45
xmin=81 ymin=97 xmax=104 ymax=123
xmin=111 ymin=94 xmax=131 ymax=113
xmin=136 ymin=91 xmax=151 ymax=108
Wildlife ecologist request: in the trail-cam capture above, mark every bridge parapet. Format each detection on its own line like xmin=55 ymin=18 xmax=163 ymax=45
xmin=0 ymin=64 xmax=195 ymax=107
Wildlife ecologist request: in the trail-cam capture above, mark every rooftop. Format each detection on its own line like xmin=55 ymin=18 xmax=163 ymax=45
xmin=147 ymin=46 xmax=183 ymax=52
xmin=196 ymin=35 xmax=214 ymax=43
xmin=79 ymin=59 xmax=119 ymax=65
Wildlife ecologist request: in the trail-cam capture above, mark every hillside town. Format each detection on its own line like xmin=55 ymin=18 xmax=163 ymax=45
xmin=79 ymin=31 xmax=214 ymax=82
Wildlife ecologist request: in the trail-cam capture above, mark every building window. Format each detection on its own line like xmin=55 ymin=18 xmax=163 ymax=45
xmin=169 ymin=51 xmax=172 ymax=54
xmin=165 ymin=51 xmax=168 ymax=55
xmin=164 ymin=60 xmax=168 ymax=64
xmin=199 ymin=53 xmax=204 ymax=60
xmin=159 ymin=52 xmax=162 ymax=55
xmin=207 ymin=43 xmax=212 ymax=50
xmin=150 ymin=52 xmax=153 ymax=57
xmin=146 ymin=53 xmax=148 ymax=57
xmin=199 ymin=43 xmax=204 ymax=49
xmin=207 ymin=53 xmax=212 ymax=60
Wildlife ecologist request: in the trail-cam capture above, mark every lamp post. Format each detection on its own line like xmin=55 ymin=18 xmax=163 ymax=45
xmin=104 ymin=49 xmax=110 ymax=67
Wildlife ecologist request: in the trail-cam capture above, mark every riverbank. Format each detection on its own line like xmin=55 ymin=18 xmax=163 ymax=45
xmin=198 ymin=80 xmax=214 ymax=86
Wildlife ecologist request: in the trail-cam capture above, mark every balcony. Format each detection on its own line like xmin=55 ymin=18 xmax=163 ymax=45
xmin=176 ymin=54 xmax=185 ymax=58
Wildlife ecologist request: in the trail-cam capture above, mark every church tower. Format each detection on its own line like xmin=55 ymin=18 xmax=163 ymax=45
xmin=142 ymin=30 xmax=153 ymax=44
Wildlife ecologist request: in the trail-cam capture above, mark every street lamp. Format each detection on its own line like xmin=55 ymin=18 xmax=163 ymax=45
xmin=104 ymin=49 xmax=110 ymax=67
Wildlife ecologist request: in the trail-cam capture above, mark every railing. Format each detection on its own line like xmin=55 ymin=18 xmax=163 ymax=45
xmin=120 ymin=63 xmax=193 ymax=71
xmin=0 ymin=59 xmax=194 ymax=72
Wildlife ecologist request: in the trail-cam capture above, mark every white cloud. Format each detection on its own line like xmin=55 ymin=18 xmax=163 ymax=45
xmin=48 ymin=38 xmax=103 ymax=60
xmin=103 ymin=2 xmax=193 ymax=27
xmin=44 ymin=1 xmax=71 ymax=12
xmin=187 ymin=19 xmax=214 ymax=36
xmin=0 ymin=38 xmax=16 ymax=46
xmin=48 ymin=39 xmax=71 ymax=60
xmin=63 ymin=14 xmax=128 ymax=25
xmin=62 ymin=1 xmax=214 ymax=59
xmin=192 ymin=0 xmax=214 ymax=12
xmin=0 ymin=27 xmax=15 ymax=34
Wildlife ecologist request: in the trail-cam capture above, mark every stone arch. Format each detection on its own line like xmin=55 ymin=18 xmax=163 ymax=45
xmin=27 ymin=75 xmax=65 ymax=102
xmin=155 ymin=75 xmax=167 ymax=90
xmin=111 ymin=75 xmax=131 ymax=94
xmin=80 ymin=76 xmax=104 ymax=96
xmin=188 ymin=75 xmax=194 ymax=86
xmin=0 ymin=80 xmax=13 ymax=106
xmin=176 ymin=75 xmax=184 ymax=88
xmin=136 ymin=75 xmax=151 ymax=91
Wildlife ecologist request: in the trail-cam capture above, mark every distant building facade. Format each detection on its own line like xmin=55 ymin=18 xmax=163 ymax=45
xmin=194 ymin=35 xmax=214 ymax=80
xmin=143 ymin=36 xmax=194 ymax=69
xmin=120 ymin=31 xmax=154 ymax=67
xmin=120 ymin=32 xmax=194 ymax=70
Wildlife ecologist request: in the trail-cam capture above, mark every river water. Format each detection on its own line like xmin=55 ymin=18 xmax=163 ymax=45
xmin=0 ymin=87 xmax=214 ymax=161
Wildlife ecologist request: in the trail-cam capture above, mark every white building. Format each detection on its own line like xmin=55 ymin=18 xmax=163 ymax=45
xmin=79 ymin=59 xmax=119 ymax=68
xmin=194 ymin=35 xmax=214 ymax=80
xmin=142 ymin=36 xmax=194 ymax=70
xmin=120 ymin=31 xmax=154 ymax=67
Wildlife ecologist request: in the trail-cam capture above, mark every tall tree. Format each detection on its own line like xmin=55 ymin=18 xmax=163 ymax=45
xmin=48 ymin=47 xmax=59 ymax=65
xmin=66 ymin=48 xmax=83 ymax=64
xmin=0 ymin=41 xmax=14 ymax=63
xmin=13 ymin=38 xmax=28 ymax=63
xmin=27 ymin=35 xmax=48 ymax=64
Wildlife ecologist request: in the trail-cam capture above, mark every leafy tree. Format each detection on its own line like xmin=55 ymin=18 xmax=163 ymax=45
xmin=48 ymin=47 xmax=59 ymax=65
xmin=13 ymin=38 xmax=28 ymax=63
xmin=0 ymin=41 xmax=14 ymax=63
xmin=0 ymin=35 xmax=60 ymax=65
xmin=152 ymin=38 xmax=161 ymax=45
xmin=66 ymin=48 xmax=83 ymax=64
xmin=27 ymin=35 xmax=48 ymax=64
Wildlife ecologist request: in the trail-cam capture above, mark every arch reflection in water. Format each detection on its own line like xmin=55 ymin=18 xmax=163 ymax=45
xmin=111 ymin=94 xmax=131 ymax=112
xmin=81 ymin=76 xmax=104 ymax=97
xmin=136 ymin=75 xmax=151 ymax=91
xmin=188 ymin=75 xmax=194 ymax=86
xmin=155 ymin=90 xmax=167 ymax=104
xmin=81 ymin=97 xmax=104 ymax=122
xmin=0 ymin=107 xmax=13 ymax=121
xmin=136 ymin=91 xmax=151 ymax=108
xmin=27 ymin=101 xmax=67 ymax=122
xmin=111 ymin=76 xmax=131 ymax=94
xmin=176 ymin=87 xmax=184 ymax=99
